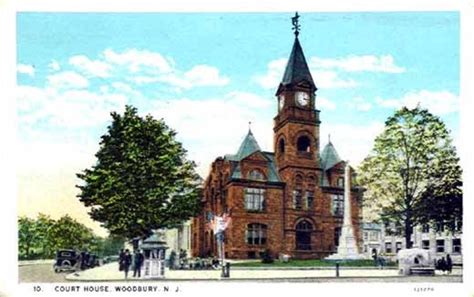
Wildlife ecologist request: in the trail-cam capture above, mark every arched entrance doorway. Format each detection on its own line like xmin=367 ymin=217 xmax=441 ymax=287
xmin=295 ymin=220 xmax=313 ymax=250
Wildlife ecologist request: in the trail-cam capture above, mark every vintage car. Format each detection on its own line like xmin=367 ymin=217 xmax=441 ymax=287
xmin=53 ymin=249 xmax=79 ymax=273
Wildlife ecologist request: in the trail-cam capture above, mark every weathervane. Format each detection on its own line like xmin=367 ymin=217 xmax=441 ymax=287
xmin=292 ymin=12 xmax=301 ymax=37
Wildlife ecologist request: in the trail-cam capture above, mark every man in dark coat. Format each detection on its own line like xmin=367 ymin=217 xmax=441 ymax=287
xmin=446 ymin=254 xmax=453 ymax=274
xmin=133 ymin=250 xmax=145 ymax=277
xmin=122 ymin=249 xmax=132 ymax=279
xmin=118 ymin=249 xmax=125 ymax=271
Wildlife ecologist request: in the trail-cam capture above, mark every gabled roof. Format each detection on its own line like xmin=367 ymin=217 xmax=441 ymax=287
xmin=224 ymin=131 xmax=282 ymax=183
xmin=320 ymin=141 xmax=343 ymax=170
xmin=280 ymin=37 xmax=316 ymax=90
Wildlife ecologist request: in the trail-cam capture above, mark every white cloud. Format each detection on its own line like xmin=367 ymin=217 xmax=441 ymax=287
xmin=310 ymin=55 xmax=405 ymax=73
xmin=17 ymin=64 xmax=35 ymax=77
xmin=17 ymin=85 xmax=127 ymax=128
xmin=130 ymin=65 xmax=230 ymax=89
xmin=254 ymin=58 xmax=358 ymax=90
xmin=317 ymin=96 xmax=336 ymax=110
xmin=47 ymin=71 xmax=89 ymax=89
xmin=253 ymin=58 xmax=287 ymax=89
xmin=103 ymin=48 xmax=173 ymax=74
xmin=349 ymin=97 xmax=372 ymax=112
xmin=183 ymin=65 xmax=230 ymax=87
xmin=69 ymin=55 xmax=111 ymax=78
xmin=376 ymin=90 xmax=459 ymax=115
xmin=312 ymin=70 xmax=358 ymax=89
xmin=320 ymin=121 xmax=385 ymax=166
xmin=48 ymin=60 xmax=61 ymax=72
xmin=254 ymin=54 xmax=405 ymax=90
xmin=149 ymin=92 xmax=274 ymax=176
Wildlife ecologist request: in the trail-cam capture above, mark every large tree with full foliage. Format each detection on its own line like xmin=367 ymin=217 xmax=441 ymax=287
xmin=76 ymin=105 xmax=201 ymax=241
xmin=358 ymin=106 xmax=462 ymax=249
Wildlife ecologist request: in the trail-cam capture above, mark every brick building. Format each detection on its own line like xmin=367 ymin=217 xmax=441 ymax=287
xmin=191 ymin=26 xmax=364 ymax=260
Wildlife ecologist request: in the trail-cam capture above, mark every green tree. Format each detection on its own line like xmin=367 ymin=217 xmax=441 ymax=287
xmin=358 ymin=106 xmax=462 ymax=248
xmin=35 ymin=213 xmax=55 ymax=258
xmin=18 ymin=216 xmax=38 ymax=259
xmin=48 ymin=215 xmax=96 ymax=251
xmin=77 ymin=105 xmax=201 ymax=241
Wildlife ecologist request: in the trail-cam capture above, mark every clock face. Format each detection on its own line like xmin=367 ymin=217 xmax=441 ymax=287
xmin=295 ymin=91 xmax=309 ymax=107
xmin=279 ymin=95 xmax=285 ymax=110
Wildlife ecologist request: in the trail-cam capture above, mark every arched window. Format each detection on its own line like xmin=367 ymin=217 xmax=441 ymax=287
xmin=296 ymin=220 xmax=313 ymax=250
xmin=248 ymin=169 xmax=265 ymax=181
xmin=246 ymin=223 xmax=267 ymax=245
xmin=279 ymin=138 xmax=285 ymax=153
xmin=297 ymin=136 xmax=311 ymax=152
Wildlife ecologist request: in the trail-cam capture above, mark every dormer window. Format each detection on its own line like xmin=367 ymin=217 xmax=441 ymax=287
xmin=248 ymin=169 xmax=265 ymax=181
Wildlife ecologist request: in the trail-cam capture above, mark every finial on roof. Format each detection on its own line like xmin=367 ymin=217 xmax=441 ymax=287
xmin=328 ymin=134 xmax=331 ymax=143
xmin=292 ymin=12 xmax=300 ymax=37
xmin=248 ymin=121 xmax=252 ymax=133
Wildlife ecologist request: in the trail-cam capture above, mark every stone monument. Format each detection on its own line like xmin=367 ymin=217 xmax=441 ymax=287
xmin=326 ymin=162 xmax=364 ymax=260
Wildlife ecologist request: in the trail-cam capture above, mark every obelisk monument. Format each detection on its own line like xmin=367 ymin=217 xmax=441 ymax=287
xmin=326 ymin=161 xmax=364 ymax=260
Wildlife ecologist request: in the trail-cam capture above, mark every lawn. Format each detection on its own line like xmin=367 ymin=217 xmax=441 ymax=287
xmin=232 ymin=259 xmax=396 ymax=267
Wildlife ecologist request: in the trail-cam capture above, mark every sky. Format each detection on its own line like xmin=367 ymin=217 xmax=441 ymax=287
xmin=16 ymin=12 xmax=460 ymax=236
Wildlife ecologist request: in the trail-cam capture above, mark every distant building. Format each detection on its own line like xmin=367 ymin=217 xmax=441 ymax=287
xmin=367 ymin=221 xmax=463 ymax=263
xmin=163 ymin=221 xmax=192 ymax=258
xmin=361 ymin=222 xmax=382 ymax=259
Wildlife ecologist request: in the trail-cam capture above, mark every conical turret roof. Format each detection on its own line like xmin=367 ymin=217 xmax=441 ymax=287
xmin=280 ymin=37 xmax=316 ymax=90
xmin=234 ymin=129 xmax=261 ymax=160
xmin=320 ymin=140 xmax=342 ymax=170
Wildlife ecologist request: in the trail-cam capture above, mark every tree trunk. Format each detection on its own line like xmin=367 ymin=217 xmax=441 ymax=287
xmin=405 ymin=211 xmax=413 ymax=249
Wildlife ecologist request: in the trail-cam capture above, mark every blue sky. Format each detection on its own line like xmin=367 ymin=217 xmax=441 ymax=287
xmin=16 ymin=12 xmax=460 ymax=234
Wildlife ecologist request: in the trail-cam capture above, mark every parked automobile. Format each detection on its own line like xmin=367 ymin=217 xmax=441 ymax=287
xmin=53 ymin=249 xmax=79 ymax=273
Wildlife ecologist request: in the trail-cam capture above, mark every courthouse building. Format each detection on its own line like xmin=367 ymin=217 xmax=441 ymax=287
xmin=191 ymin=19 xmax=364 ymax=259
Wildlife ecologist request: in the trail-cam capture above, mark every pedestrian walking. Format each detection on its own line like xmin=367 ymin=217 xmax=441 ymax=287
xmin=118 ymin=249 xmax=125 ymax=271
xmin=446 ymin=254 xmax=453 ymax=274
xmin=122 ymin=249 xmax=132 ymax=279
xmin=133 ymin=249 xmax=144 ymax=278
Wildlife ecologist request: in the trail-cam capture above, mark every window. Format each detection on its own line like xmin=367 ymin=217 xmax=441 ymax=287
xmin=331 ymin=195 xmax=344 ymax=216
xmin=244 ymin=188 xmax=265 ymax=211
xmin=337 ymin=177 xmax=344 ymax=188
xmin=279 ymin=138 xmax=285 ymax=154
xmin=296 ymin=136 xmax=311 ymax=152
xmin=369 ymin=231 xmax=379 ymax=241
xmin=385 ymin=242 xmax=392 ymax=253
xmin=363 ymin=232 xmax=368 ymax=241
xmin=396 ymin=242 xmax=402 ymax=252
xmin=436 ymin=239 xmax=445 ymax=253
xmin=422 ymin=224 xmax=430 ymax=233
xmin=456 ymin=220 xmax=462 ymax=232
xmin=422 ymin=240 xmax=430 ymax=250
xmin=248 ymin=169 xmax=265 ymax=181
xmin=452 ymin=239 xmax=461 ymax=253
xmin=305 ymin=191 xmax=314 ymax=210
xmin=293 ymin=190 xmax=303 ymax=210
xmin=246 ymin=223 xmax=267 ymax=245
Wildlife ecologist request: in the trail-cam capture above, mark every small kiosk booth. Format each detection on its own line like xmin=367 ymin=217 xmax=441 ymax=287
xmin=140 ymin=234 xmax=168 ymax=278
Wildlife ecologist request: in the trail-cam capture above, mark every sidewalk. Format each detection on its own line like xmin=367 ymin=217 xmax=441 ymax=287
xmin=19 ymin=259 xmax=54 ymax=266
xmin=66 ymin=262 xmax=462 ymax=282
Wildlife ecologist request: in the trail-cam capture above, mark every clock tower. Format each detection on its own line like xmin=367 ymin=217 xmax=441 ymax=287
xmin=274 ymin=20 xmax=320 ymax=171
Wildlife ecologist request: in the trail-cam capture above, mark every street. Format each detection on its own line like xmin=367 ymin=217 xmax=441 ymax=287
xmin=19 ymin=263 xmax=70 ymax=283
